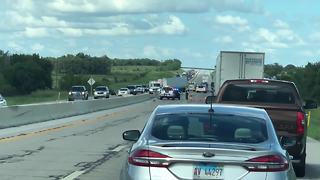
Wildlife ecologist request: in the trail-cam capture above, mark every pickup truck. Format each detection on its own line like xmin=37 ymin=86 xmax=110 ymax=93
xmin=207 ymin=79 xmax=317 ymax=177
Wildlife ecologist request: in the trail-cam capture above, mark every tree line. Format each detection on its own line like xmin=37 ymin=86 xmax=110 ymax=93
xmin=0 ymin=50 xmax=182 ymax=95
xmin=0 ymin=51 xmax=53 ymax=95
xmin=264 ymin=63 xmax=320 ymax=102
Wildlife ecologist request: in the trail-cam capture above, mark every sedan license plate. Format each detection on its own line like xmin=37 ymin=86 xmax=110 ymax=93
xmin=193 ymin=164 xmax=223 ymax=179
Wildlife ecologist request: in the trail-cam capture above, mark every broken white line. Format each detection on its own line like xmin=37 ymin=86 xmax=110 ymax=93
xmin=112 ymin=145 xmax=127 ymax=152
xmin=61 ymin=170 xmax=85 ymax=180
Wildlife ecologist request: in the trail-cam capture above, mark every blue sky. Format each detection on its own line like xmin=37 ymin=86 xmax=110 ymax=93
xmin=0 ymin=0 xmax=320 ymax=68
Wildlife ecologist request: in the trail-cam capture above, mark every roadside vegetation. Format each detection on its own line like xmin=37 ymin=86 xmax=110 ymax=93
xmin=0 ymin=50 xmax=181 ymax=105
xmin=308 ymin=108 xmax=320 ymax=140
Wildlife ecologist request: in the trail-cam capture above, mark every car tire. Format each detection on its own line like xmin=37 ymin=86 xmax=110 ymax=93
xmin=294 ymin=153 xmax=306 ymax=177
xmin=294 ymin=160 xmax=305 ymax=177
xmin=160 ymin=97 xmax=163 ymax=100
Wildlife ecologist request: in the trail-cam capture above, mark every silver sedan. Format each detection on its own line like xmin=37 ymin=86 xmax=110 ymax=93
xmin=121 ymin=104 xmax=296 ymax=180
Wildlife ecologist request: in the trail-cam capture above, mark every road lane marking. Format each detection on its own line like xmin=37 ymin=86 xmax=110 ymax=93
xmin=111 ymin=145 xmax=127 ymax=152
xmin=61 ymin=170 xmax=85 ymax=180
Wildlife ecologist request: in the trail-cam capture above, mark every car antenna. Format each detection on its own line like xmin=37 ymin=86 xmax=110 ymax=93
xmin=208 ymin=90 xmax=214 ymax=113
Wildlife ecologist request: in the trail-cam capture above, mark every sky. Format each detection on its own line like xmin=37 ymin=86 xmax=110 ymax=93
xmin=0 ymin=0 xmax=320 ymax=68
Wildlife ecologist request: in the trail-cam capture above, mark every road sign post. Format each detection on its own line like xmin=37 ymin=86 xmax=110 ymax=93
xmin=87 ymin=77 xmax=96 ymax=98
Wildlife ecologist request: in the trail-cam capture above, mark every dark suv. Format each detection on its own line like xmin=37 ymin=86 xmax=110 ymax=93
xmin=210 ymin=79 xmax=317 ymax=177
xmin=68 ymin=86 xmax=89 ymax=101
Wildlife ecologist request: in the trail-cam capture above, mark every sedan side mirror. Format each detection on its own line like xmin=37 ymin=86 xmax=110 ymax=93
xmin=123 ymin=130 xmax=141 ymax=141
xmin=304 ymin=100 xmax=317 ymax=109
xmin=205 ymin=96 xmax=216 ymax=104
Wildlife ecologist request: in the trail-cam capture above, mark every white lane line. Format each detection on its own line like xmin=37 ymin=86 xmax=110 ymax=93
xmin=112 ymin=145 xmax=127 ymax=152
xmin=61 ymin=170 xmax=85 ymax=180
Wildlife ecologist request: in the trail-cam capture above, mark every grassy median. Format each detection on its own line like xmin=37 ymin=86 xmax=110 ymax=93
xmin=308 ymin=108 xmax=320 ymax=140
xmin=5 ymin=90 xmax=68 ymax=106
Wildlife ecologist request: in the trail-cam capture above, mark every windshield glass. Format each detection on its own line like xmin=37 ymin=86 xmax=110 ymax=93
xmin=95 ymin=87 xmax=107 ymax=91
xmin=120 ymin=88 xmax=128 ymax=91
xmin=222 ymin=83 xmax=296 ymax=104
xmin=71 ymin=86 xmax=85 ymax=91
xmin=151 ymin=113 xmax=268 ymax=144
xmin=127 ymin=85 xmax=136 ymax=89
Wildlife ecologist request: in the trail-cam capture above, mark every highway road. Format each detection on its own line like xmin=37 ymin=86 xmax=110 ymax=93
xmin=0 ymin=71 xmax=319 ymax=180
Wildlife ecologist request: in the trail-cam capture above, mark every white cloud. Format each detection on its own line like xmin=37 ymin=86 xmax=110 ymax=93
xmin=250 ymin=27 xmax=305 ymax=49
xmin=25 ymin=27 xmax=49 ymax=38
xmin=214 ymin=15 xmax=250 ymax=32
xmin=148 ymin=15 xmax=186 ymax=35
xmin=58 ymin=27 xmax=83 ymax=37
xmin=215 ymin=15 xmax=248 ymax=26
xmin=143 ymin=45 xmax=173 ymax=58
xmin=8 ymin=41 xmax=24 ymax=51
xmin=46 ymin=0 xmax=263 ymax=14
xmin=57 ymin=15 xmax=186 ymax=37
xmin=7 ymin=11 xmax=68 ymax=28
xmin=214 ymin=36 xmax=233 ymax=44
xmin=31 ymin=43 xmax=44 ymax=52
xmin=273 ymin=19 xmax=289 ymax=29
xmin=309 ymin=32 xmax=320 ymax=42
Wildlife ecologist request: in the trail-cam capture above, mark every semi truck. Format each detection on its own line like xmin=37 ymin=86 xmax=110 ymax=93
xmin=163 ymin=76 xmax=188 ymax=92
xmin=214 ymin=51 xmax=265 ymax=95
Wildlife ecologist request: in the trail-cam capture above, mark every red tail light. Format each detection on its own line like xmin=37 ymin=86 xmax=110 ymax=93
xmin=128 ymin=149 xmax=171 ymax=168
xmin=245 ymin=155 xmax=289 ymax=172
xmin=296 ymin=112 xmax=305 ymax=135
xmin=250 ymin=79 xmax=269 ymax=83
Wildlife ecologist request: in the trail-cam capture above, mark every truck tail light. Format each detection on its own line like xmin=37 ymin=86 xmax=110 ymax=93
xmin=128 ymin=149 xmax=171 ymax=168
xmin=296 ymin=112 xmax=305 ymax=135
xmin=245 ymin=155 xmax=289 ymax=172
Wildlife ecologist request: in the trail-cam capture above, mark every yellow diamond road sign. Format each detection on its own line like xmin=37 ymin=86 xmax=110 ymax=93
xmin=88 ymin=78 xmax=95 ymax=86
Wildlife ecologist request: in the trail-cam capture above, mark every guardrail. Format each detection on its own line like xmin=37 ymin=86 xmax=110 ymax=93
xmin=0 ymin=94 xmax=154 ymax=129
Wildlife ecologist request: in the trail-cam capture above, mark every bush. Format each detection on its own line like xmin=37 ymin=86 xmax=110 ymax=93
xmin=59 ymin=74 xmax=88 ymax=90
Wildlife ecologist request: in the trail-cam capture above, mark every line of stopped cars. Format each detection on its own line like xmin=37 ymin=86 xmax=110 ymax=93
xmin=121 ymin=78 xmax=318 ymax=180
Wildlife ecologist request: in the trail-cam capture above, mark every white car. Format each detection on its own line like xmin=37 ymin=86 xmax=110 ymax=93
xmin=195 ymin=85 xmax=207 ymax=93
xmin=94 ymin=86 xmax=110 ymax=99
xmin=117 ymin=88 xmax=130 ymax=96
xmin=0 ymin=94 xmax=7 ymax=107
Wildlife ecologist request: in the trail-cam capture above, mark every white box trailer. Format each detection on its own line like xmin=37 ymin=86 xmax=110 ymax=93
xmin=214 ymin=51 xmax=265 ymax=95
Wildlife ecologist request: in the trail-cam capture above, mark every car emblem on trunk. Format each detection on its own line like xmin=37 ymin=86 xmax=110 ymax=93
xmin=203 ymin=152 xmax=215 ymax=158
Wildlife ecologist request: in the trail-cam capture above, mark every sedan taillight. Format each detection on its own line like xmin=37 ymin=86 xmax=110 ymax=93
xmin=128 ymin=149 xmax=171 ymax=168
xmin=245 ymin=155 xmax=289 ymax=172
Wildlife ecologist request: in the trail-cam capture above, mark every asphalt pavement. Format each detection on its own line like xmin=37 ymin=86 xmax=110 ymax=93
xmin=0 ymin=71 xmax=319 ymax=180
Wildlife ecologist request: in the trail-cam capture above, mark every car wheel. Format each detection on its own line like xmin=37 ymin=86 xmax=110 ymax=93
xmin=294 ymin=154 xmax=306 ymax=177
xmin=294 ymin=160 xmax=305 ymax=177
xmin=160 ymin=97 xmax=163 ymax=100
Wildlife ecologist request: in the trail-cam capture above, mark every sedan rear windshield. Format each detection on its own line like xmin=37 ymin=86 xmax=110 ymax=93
xmin=221 ymin=83 xmax=296 ymax=104
xmin=96 ymin=87 xmax=107 ymax=91
xmin=71 ymin=86 xmax=85 ymax=91
xmin=151 ymin=113 xmax=268 ymax=144
xmin=127 ymin=85 xmax=136 ymax=89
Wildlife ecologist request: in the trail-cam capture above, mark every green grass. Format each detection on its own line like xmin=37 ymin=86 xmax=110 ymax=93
xmin=308 ymin=108 xmax=320 ymax=140
xmin=6 ymin=90 xmax=68 ymax=106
